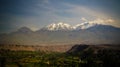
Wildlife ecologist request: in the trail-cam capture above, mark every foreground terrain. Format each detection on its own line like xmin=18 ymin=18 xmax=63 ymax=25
xmin=0 ymin=44 xmax=120 ymax=67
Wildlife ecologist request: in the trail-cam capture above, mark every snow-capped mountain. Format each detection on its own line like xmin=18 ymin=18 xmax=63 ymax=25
xmin=1 ymin=22 xmax=120 ymax=45
xmin=41 ymin=22 xmax=73 ymax=31
xmin=73 ymin=22 xmax=98 ymax=30
xmin=41 ymin=22 xmax=99 ymax=31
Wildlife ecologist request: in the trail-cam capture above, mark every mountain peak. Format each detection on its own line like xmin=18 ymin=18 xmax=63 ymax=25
xmin=42 ymin=22 xmax=73 ymax=31
xmin=57 ymin=22 xmax=65 ymax=24
xmin=16 ymin=27 xmax=33 ymax=33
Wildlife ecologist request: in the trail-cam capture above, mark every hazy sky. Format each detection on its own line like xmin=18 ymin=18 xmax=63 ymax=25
xmin=0 ymin=0 xmax=120 ymax=33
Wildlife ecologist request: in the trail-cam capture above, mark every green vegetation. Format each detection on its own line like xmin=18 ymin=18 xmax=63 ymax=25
xmin=0 ymin=48 xmax=120 ymax=67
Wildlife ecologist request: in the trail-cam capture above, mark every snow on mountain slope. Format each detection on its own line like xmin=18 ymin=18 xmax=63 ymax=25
xmin=42 ymin=22 xmax=73 ymax=31
xmin=41 ymin=22 xmax=108 ymax=31
xmin=73 ymin=22 xmax=98 ymax=30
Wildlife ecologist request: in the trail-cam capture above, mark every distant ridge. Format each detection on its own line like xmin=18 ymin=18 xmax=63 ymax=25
xmin=13 ymin=27 xmax=33 ymax=34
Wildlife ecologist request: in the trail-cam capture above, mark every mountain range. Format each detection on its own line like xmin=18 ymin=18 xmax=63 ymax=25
xmin=40 ymin=22 xmax=98 ymax=31
xmin=0 ymin=22 xmax=120 ymax=45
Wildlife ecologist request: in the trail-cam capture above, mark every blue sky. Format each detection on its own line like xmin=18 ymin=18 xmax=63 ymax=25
xmin=0 ymin=0 xmax=120 ymax=33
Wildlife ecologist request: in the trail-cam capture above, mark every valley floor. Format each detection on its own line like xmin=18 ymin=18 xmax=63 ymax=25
xmin=0 ymin=44 xmax=120 ymax=67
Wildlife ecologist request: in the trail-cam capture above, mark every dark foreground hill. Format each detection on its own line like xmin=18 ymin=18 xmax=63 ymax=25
xmin=67 ymin=44 xmax=120 ymax=54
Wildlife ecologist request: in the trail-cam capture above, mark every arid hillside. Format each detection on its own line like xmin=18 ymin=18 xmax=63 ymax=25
xmin=0 ymin=44 xmax=74 ymax=52
xmin=0 ymin=44 xmax=119 ymax=53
